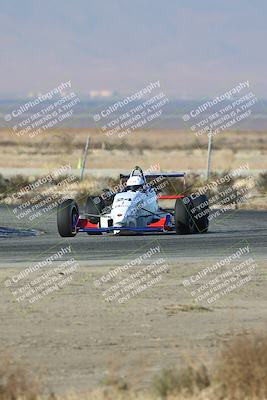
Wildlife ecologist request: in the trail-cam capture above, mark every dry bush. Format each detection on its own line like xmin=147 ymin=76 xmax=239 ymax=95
xmin=0 ymin=175 xmax=30 ymax=200
xmin=257 ymin=172 xmax=267 ymax=194
xmin=0 ymin=174 xmax=9 ymax=194
xmin=0 ymin=357 xmax=40 ymax=400
xmin=152 ymin=365 xmax=210 ymax=398
xmin=1 ymin=333 xmax=267 ymax=400
xmin=152 ymin=332 xmax=267 ymax=399
xmin=215 ymin=333 xmax=267 ymax=399
xmin=185 ymin=174 xmax=206 ymax=195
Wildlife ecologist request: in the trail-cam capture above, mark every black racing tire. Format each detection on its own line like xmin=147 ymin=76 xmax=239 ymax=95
xmin=174 ymin=198 xmax=195 ymax=234
xmin=85 ymin=196 xmax=104 ymax=235
xmin=57 ymin=199 xmax=79 ymax=237
xmin=191 ymin=194 xmax=209 ymax=233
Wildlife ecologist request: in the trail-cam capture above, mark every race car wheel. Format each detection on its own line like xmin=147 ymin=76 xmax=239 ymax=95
xmin=85 ymin=196 xmax=104 ymax=235
xmin=174 ymin=198 xmax=195 ymax=234
xmin=191 ymin=194 xmax=209 ymax=233
xmin=57 ymin=199 xmax=79 ymax=237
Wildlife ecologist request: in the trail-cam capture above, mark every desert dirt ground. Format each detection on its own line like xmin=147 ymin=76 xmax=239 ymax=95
xmin=1 ymin=207 xmax=267 ymax=394
xmin=1 ymin=259 xmax=267 ymax=394
xmin=0 ymin=128 xmax=267 ymax=395
xmin=0 ymin=128 xmax=267 ymax=171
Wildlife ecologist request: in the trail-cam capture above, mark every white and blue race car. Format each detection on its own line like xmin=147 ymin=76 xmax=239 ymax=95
xmin=57 ymin=166 xmax=209 ymax=237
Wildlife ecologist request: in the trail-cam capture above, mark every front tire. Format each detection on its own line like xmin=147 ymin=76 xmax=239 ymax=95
xmin=174 ymin=198 xmax=195 ymax=234
xmin=57 ymin=199 xmax=79 ymax=237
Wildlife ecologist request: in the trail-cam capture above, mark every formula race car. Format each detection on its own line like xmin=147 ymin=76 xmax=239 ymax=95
xmin=57 ymin=166 xmax=209 ymax=237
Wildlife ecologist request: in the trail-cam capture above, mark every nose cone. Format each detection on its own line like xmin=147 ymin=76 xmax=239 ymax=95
xmin=113 ymin=211 xmax=127 ymax=225
xmin=112 ymin=203 xmax=132 ymax=226
xmin=111 ymin=192 xmax=138 ymax=226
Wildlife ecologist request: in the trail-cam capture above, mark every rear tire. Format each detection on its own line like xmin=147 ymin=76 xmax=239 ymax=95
xmin=57 ymin=199 xmax=79 ymax=237
xmin=85 ymin=196 xmax=104 ymax=235
xmin=191 ymin=195 xmax=209 ymax=233
xmin=174 ymin=198 xmax=195 ymax=234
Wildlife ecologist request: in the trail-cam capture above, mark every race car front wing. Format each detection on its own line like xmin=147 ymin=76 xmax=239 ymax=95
xmin=76 ymin=214 xmax=173 ymax=233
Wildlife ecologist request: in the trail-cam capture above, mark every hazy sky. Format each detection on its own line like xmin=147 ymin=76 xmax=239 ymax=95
xmin=0 ymin=0 xmax=266 ymax=98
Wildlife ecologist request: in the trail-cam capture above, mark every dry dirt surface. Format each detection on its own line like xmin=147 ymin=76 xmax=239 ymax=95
xmin=0 ymin=208 xmax=267 ymax=394
xmin=0 ymin=261 xmax=266 ymax=394
xmin=0 ymin=128 xmax=267 ymax=395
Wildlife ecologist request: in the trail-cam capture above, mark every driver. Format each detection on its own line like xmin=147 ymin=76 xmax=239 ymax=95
xmin=126 ymin=175 xmax=145 ymax=191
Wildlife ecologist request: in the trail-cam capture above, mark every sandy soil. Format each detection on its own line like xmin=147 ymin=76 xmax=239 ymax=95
xmin=0 ymin=128 xmax=267 ymax=395
xmin=1 ymin=259 xmax=266 ymax=394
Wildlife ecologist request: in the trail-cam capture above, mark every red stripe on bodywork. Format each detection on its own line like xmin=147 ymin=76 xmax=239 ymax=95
xmin=148 ymin=217 xmax=166 ymax=228
xmin=148 ymin=216 xmax=173 ymax=231
xmin=158 ymin=195 xmax=185 ymax=199
xmin=77 ymin=219 xmax=98 ymax=229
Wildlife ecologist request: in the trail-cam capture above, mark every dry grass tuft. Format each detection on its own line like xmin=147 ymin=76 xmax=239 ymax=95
xmin=152 ymin=365 xmax=210 ymax=399
xmin=215 ymin=332 xmax=267 ymax=399
xmin=0 ymin=357 xmax=40 ymax=400
xmin=257 ymin=172 xmax=267 ymax=194
xmin=1 ymin=332 xmax=267 ymax=399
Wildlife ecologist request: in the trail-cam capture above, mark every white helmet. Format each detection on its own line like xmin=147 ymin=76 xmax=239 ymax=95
xmin=126 ymin=175 xmax=144 ymax=191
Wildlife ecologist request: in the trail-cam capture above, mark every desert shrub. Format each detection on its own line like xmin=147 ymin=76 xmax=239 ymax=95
xmin=74 ymin=188 xmax=91 ymax=205
xmin=257 ymin=172 xmax=267 ymax=194
xmin=152 ymin=365 xmax=210 ymax=398
xmin=102 ymin=375 xmax=128 ymax=392
xmin=0 ymin=357 xmax=40 ymax=400
xmin=52 ymin=174 xmax=79 ymax=186
xmin=0 ymin=175 xmax=30 ymax=200
xmin=186 ymin=174 xmax=206 ymax=195
xmin=0 ymin=174 xmax=9 ymax=194
xmin=152 ymin=333 xmax=267 ymax=399
xmin=103 ymin=177 xmax=121 ymax=189
xmin=8 ymin=175 xmax=30 ymax=190
xmin=156 ymin=177 xmax=184 ymax=195
xmin=215 ymin=333 xmax=267 ymax=399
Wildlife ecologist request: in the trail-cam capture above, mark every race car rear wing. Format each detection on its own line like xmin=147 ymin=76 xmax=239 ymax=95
xmin=119 ymin=172 xmax=186 ymax=179
xmin=119 ymin=172 xmax=186 ymax=198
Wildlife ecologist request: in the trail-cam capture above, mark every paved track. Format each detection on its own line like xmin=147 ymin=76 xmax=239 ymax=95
xmin=0 ymin=207 xmax=266 ymax=266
